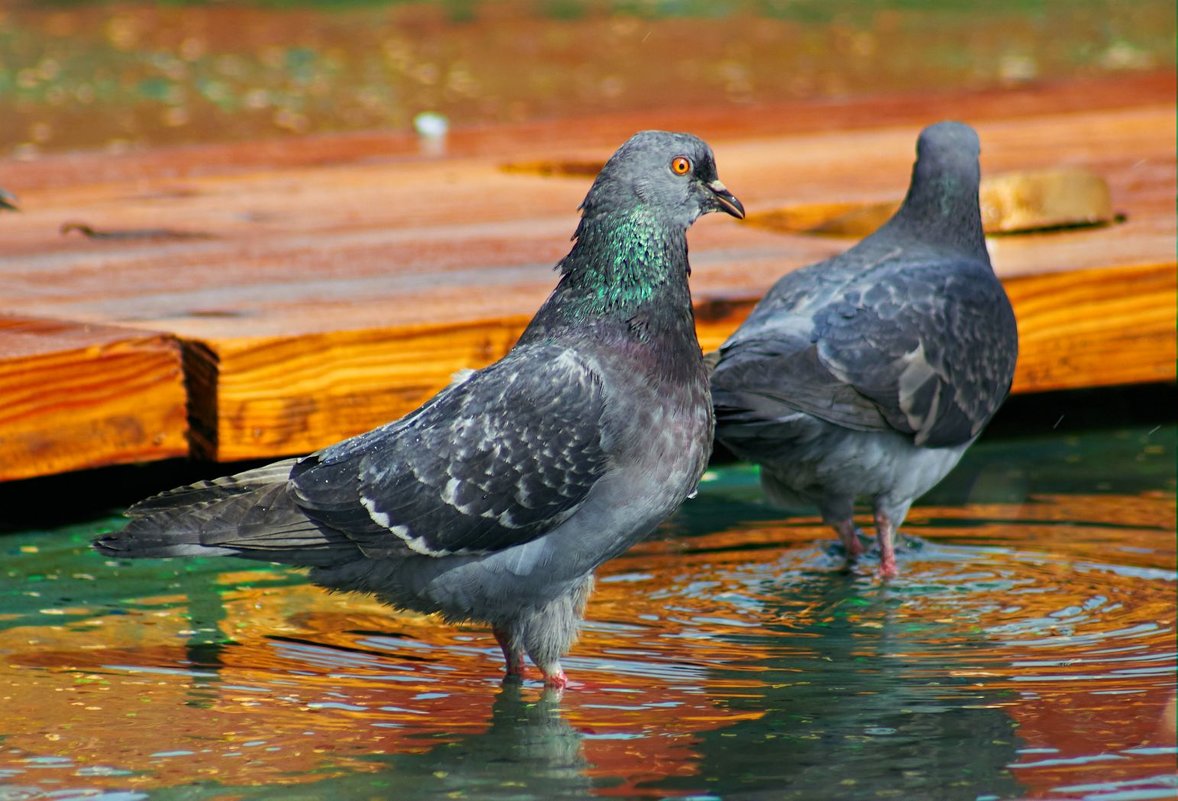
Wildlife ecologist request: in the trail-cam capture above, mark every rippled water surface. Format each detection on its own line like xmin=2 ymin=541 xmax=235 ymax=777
xmin=1 ymin=424 xmax=1174 ymax=800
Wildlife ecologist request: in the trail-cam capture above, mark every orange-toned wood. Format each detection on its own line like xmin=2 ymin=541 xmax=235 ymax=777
xmin=698 ymin=262 xmax=1178 ymax=394
xmin=186 ymin=319 xmax=531 ymax=461
xmin=1005 ymin=262 xmax=1177 ymax=393
xmin=0 ymin=316 xmax=187 ymax=480
xmin=700 ymin=261 xmax=1178 ymax=392
xmin=0 ymin=76 xmax=1172 ymax=472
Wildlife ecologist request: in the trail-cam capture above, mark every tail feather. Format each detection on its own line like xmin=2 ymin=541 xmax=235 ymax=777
xmin=95 ymin=460 xmax=360 ymax=568
xmin=128 ymin=459 xmax=300 ymax=514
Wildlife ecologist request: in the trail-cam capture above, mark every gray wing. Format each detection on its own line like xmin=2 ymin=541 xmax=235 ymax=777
xmin=714 ymin=257 xmax=1017 ymax=447
xmin=290 ymin=344 xmax=610 ymax=557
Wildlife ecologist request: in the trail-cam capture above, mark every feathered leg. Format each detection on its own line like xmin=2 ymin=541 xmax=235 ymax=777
xmin=505 ymin=575 xmax=594 ymax=689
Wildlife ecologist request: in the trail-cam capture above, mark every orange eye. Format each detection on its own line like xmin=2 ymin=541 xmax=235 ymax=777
xmin=670 ymin=156 xmax=692 ymax=175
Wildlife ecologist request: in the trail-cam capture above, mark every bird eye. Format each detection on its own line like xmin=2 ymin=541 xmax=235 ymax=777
xmin=670 ymin=156 xmax=692 ymax=175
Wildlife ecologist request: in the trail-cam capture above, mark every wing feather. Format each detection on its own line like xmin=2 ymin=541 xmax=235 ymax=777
xmin=290 ymin=344 xmax=610 ymax=557
xmin=714 ymin=256 xmax=1017 ymax=447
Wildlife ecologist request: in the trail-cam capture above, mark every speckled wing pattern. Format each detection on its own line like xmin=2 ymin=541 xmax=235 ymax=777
xmin=289 ymin=344 xmax=609 ymax=557
xmin=716 ymin=256 xmax=1017 ymax=448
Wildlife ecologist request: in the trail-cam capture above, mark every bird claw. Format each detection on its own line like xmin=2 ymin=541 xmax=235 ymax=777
xmin=846 ymin=537 xmax=867 ymax=560
xmin=542 ymin=667 xmax=568 ymax=690
xmin=832 ymin=521 xmax=866 ymax=561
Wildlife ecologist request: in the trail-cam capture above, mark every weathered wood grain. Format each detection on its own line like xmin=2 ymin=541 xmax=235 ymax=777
xmin=745 ymin=167 xmax=1116 ymax=237
xmin=0 ymin=316 xmax=187 ymax=480
xmin=186 ymin=319 xmax=531 ymax=461
xmin=0 ymin=75 xmax=1173 ymax=473
xmin=1005 ymin=262 xmax=1177 ymax=393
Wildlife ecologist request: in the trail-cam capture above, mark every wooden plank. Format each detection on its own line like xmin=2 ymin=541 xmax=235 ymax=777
xmin=698 ymin=261 xmax=1178 ymax=393
xmin=185 ymin=319 xmax=530 ymax=461
xmin=0 ymin=317 xmax=187 ymax=480
xmin=0 ymin=77 xmax=1172 ymax=468
xmin=1004 ymin=262 xmax=1177 ymax=394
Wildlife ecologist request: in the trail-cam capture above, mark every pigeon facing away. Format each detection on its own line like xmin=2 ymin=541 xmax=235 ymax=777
xmin=710 ymin=121 xmax=1017 ymax=578
xmin=96 ymin=130 xmax=745 ymax=688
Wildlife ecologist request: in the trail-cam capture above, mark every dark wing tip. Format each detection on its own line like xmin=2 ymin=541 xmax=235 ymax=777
xmin=92 ymin=533 xmax=121 ymax=556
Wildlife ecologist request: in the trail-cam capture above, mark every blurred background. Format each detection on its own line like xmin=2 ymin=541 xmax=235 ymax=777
xmin=2 ymin=0 xmax=1174 ymax=157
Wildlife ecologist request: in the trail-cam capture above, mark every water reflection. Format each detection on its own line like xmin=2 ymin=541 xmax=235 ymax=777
xmin=214 ymin=685 xmax=595 ymax=801
xmin=641 ymin=569 xmax=1023 ymax=801
xmin=0 ymin=424 xmax=1173 ymax=799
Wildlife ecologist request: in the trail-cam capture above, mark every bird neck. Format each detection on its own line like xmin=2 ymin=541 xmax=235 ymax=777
xmin=886 ymin=160 xmax=988 ymax=258
xmin=521 ymin=208 xmax=697 ymax=345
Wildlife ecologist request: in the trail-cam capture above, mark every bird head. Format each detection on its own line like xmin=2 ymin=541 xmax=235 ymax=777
xmin=914 ymin=121 xmax=982 ymax=183
xmin=906 ymin=121 xmax=983 ymax=214
xmin=578 ymin=130 xmax=744 ymax=229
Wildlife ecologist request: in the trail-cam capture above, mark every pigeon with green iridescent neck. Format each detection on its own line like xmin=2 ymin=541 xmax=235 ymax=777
xmin=95 ymin=130 xmax=744 ymax=688
xmin=711 ymin=121 xmax=1017 ymax=578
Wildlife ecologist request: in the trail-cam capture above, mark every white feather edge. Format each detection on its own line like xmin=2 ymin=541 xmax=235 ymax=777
xmin=359 ymin=494 xmax=455 ymax=557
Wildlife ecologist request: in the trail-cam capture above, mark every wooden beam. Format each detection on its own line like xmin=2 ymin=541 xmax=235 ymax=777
xmin=0 ymin=76 xmax=1172 ymax=475
xmin=184 ymin=319 xmax=530 ymax=462
xmin=1005 ymin=262 xmax=1177 ymax=394
xmin=0 ymin=316 xmax=187 ymax=480
xmin=696 ymin=262 xmax=1178 ymax=395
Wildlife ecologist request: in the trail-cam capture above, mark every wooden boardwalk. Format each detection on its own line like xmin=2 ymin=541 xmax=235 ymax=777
xmin=1 ymin=72 xmax=1174 ymax=481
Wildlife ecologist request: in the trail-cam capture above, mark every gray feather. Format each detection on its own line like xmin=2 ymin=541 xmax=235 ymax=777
xmin=289 ymin=344 xmax=609 ymax=558
xmin=711 ymin=121 xmax=1017 ymax=576
xmin=94 ymin=129 xmax=741 ymax=684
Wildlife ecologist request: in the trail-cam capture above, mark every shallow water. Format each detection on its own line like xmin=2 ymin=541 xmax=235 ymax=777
xmin=1 ymin=423 xmax=1174 ymax=800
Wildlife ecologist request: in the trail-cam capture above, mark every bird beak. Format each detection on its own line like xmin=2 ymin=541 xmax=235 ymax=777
xmin=706 ymin=179 xmax=745 ymax=219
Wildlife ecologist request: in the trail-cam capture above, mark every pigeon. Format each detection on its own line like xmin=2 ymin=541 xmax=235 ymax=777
xmin=710 ymin=121 xmax=1017 ymax=578
xmin=95 ymin=130 xmax=745 ymax=688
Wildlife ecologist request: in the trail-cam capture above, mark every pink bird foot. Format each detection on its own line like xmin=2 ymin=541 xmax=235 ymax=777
xmin=833 ymin=519 xmax=865 ymax=571
xmin=494 ymin=626 xmax=527 ymax=680
xmin=542 ymin=664 xmax=568 ymax=690
xmin=874 ymin=509 xmax=899 ymax=579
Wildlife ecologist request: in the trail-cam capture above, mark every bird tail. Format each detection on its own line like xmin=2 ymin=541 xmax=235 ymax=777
xmin=94 ymin=459 xmax=356 ymax=567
